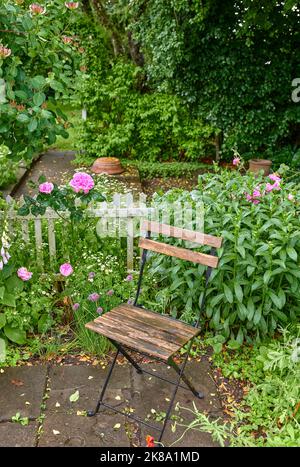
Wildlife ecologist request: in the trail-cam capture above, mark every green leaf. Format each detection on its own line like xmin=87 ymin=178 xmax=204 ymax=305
xmin=0 ymin=314 xmax=6 ymax=329
xmin=0 ymin=286 xmax=4 ymax=299
xmin=227 ymin=339 xmax=241 ymax=350
xmin=223 ymin=284 xmax=233 ymax=304
xmin=1 ymin=292 xmax=16 ymax=307
xmin=69 ymin=390 xmax=80 ymax=403
xmin=5 ymin=276 xmax=24 ymax=294
xmin=287 ymin=247 xmax=297 ymax=261
xmin=234 ymin=282 xmax=243 ymax=303
xmin=31 ymin=75 xmax=45 ymax=89
xmin=253 ymin=307 xmax=262 ymax=325
xmin=16 ymin=113 xmax=30 ymax=123
xmin=0 ymin=338 xmax=6 ymax=363
xmin=263 ymin=270 xmax=272 ymax=285
xmin=4 ymin=326 xmax=26 ymax=344
xmin=28 ymin=118 xmax=38 ymax=132
xmin=33 ymin=92 xmax=45 ymax=107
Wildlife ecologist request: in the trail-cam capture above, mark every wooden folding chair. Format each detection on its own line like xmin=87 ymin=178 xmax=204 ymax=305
xmin=85 ymin=220 xmax=223 ymax=444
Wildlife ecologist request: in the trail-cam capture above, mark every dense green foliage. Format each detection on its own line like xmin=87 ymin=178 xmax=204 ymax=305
xmin=182 ymin=325 xmax=300 ymax=446
xmin=77 ymin=18 xmax=214 ymax=161
xmin=75 ymin=0 xmax=300 ymax=164
xmin=0 ymin=0 xmax=82 ymax=161
xmin=149 ymin=168 xmax=300 ymax=345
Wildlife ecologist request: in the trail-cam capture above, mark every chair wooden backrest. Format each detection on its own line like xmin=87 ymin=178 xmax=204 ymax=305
xmin=139 ymin=220 xmax=223 ymax=268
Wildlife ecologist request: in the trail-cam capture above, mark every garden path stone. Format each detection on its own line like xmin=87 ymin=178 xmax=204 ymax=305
xmin=38 ymin=364 xmax=132 ymax=447
xmin=0 ymin=366 xmax=47 ymax=421
xmin=13 ymin=150 xmax=76 ymax=198
xmin=0 ymin=421 xmax=37 ymax=447
xmin=131 ymin=361 xmax=222 ymax=447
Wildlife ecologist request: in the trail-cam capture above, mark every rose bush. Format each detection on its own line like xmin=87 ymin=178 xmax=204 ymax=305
xmin=149 ymin=166 xmax=300 ymax=348
xmin=0 ymin=0 xmax=83 ymax=161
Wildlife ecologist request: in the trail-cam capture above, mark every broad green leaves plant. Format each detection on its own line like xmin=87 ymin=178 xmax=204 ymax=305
xmin=150 ymin=167 xmax=300 ymax=344
xmin=0 ymin=0 xmax=83 ymax=161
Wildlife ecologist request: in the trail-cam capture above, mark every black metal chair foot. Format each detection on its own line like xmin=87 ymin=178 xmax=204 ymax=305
xmin=197 ymin=391 xmax=205 ymax=399
xmin=87 ymin=409 xmax=97 ymax=417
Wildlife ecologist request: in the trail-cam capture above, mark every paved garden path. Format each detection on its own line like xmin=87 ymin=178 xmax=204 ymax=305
xmin=0 ymin=359 xmax=222 ymax=447
xmin=12 ymin=150 xmax=142 ymax=198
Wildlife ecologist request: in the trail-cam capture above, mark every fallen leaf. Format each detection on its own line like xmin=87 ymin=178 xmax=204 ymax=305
xmin=115 ymin=395 xmax=121 ymax=401
xmin=55 ymin=402 xmax=60 ymax=407
xmin=113 ymin=423 xmax=121 ymax=430
xmin=69 ymin=390 xmax=79 ymax=403
xmin=25 ymin=401 xmax=30 ymax=405
xmin=11 ymin=379 xmax=24 ymax=387
xmin=53 ymin=430 xmax=60 ymax=435
xmin=76 ymin=410 xmax=86 ymax=416
xmin=88 ymin=376 xmax=93 ymax=380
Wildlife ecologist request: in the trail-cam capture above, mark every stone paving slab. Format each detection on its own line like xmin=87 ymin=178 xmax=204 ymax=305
xmin=38 ymin=364 xmax=132 ymax=447
xmin=0 ymin=421 xmax=37 ymax=447
xmin=0 ymin=366 xmax=47 ymax=421
xmin=131 ymin=361 xmax=222 ymax=447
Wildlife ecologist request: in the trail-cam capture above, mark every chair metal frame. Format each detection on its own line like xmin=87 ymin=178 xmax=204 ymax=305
xmin=86 ymin=223 xmax=221 ymax=444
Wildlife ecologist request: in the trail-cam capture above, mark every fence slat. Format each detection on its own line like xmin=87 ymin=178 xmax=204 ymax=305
xmin=126 ymin=193 xmax=134 ymax=271
xmin=21 ymin=220 xmax=29 ymax=244
xmin=34 ymin=218 xmax=43 ymax=268
xmin=47 ymin=218 xmax=56 ymax=265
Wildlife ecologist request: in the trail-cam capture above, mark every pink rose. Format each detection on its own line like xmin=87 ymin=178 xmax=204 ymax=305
xmin=266 ymin=181 xmax=281 ymax=192
xmin=59 ymin=263 xmax=73 ymax=277
xmin=269 ymin=173 xmax=281 ymax=182
xmin=65 ymin=2 xmax=79 ymax=9
xmin=29 ymin=3 xmax=46 ymax=15
xmin=288 ymin=193 xmax=294 ymax=201
xmin=39 ymin=182 xmax=54 ymax=194
xmin=0 ymin=45 xmax=11 ymax=59
xmin=69 ymin=172 xmax=94 ymax=194
xmin=17 ymin=267 xmax=33 ymax=281
xmin=232 ymin=157 xmax=240 ymax=166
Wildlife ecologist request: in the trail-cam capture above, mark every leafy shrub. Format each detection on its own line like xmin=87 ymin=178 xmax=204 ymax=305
xmin=0 ymin=145 xmax=17 ymax=188
xmin=178 ymin=325 xmax=300 ymax=447
xmin=121 ymin=160 xmax=211 ymax=180
xmin=0 ymin=0 xmax=82 ymax=161
xmin=149 ymin=167 xmax=300 ymax=345
xmin=77 ymin=47 xmax=214 ymax=161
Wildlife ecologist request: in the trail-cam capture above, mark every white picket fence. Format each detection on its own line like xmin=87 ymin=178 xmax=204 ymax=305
xmin=2 ymin=192 xmax=204 ymax=271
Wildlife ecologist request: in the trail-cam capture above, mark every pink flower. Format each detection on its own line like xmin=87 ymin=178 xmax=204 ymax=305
xmin=60 ymin=263 xmax=73 ymax=277
xmin=88 ymin=293 xmax=100 ymax=302
xmin=0 ymin=45 xmax=11 ymax=59
xmin=39 ymin=182 xmax=54 ymax=194
xmin=126 ymin=274 xmax=133 ymax=281
xmin=69 ymin=172 xmax=94 ymax=194
xmin=107 ymin=289 xmax=114 ymax=296
xmin=288 ymin=193 xmax=294 ymax=201
xmin=88 ymin=271 xmax=95 ymax=281
xmin=72 ymin=303 xmax=80 ymax=311
xmin=269 ymin=173 xmax=281 ymax=182
xmin=62 ymin=36 xmax=73 ymax=44
xmin=127 ymin=299 xmax=133 ymax=305
xmin=17 ymin=267 xmax=33 ymax=281
xmin=266 ymin=181 xmax=281 ymax=192
xmin=65 ymin=2 xmax=79 ymax=9
xmin=29 ymin=3 xmax=46 ymax=15
xmin=0 ymin=261 xmax=3 ymax=270
xmin=252 ymin=189 xmax=262 ymax=199
xmin=96 ymin=307 xmax=103 ymax=314
xmin=232 ymin=157 xmax=240 ymax=166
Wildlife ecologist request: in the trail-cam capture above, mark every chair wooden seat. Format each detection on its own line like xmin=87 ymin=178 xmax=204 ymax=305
xmin=85 ymin=304 xmax=200 ymax=361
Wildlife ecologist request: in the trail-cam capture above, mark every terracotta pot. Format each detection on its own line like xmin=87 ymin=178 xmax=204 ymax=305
xmin=91 ymin=157 xmax=124 ymax=175
xmin=249 ymin=159 xmax=272 ymax=176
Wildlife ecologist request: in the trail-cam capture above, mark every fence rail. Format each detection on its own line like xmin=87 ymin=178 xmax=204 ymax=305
xmin=1 ymin=192 xmax=204 ymax=271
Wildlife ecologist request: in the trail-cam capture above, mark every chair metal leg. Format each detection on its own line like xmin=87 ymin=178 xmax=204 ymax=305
xmin=158 ymin=345 xmax=203 ymax=443
xmin=168 ymin=357 xmax=204 ymax=399
xmin=111 ymin=340 xmax=143 ymax=374
xmin=87 ymin=349 xmax=119 ymax=417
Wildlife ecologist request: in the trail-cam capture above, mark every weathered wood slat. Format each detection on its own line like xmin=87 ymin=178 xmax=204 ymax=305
xmin=141 ymin=220 xmax=222 ymax=248
xmin=47 ymin=218 xmax=56 ymax=265
xmin=139 ymin=238 xmax=219 ymax=268
xmin=34 ymin=218 xmax=43 ymax=267
xmin=85 ymin=304 xmax=199 ymax=361
xmin=112 ymin=305 xmax=197 ymax=339
xmin=21 ymin=220 xmax=29 ymax=244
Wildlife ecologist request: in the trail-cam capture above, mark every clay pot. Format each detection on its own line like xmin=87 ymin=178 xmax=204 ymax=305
xmin=249 ymin=159 xmax=272 ymax=176
xmin=91 ymin=157 xmax=124 ymax=175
